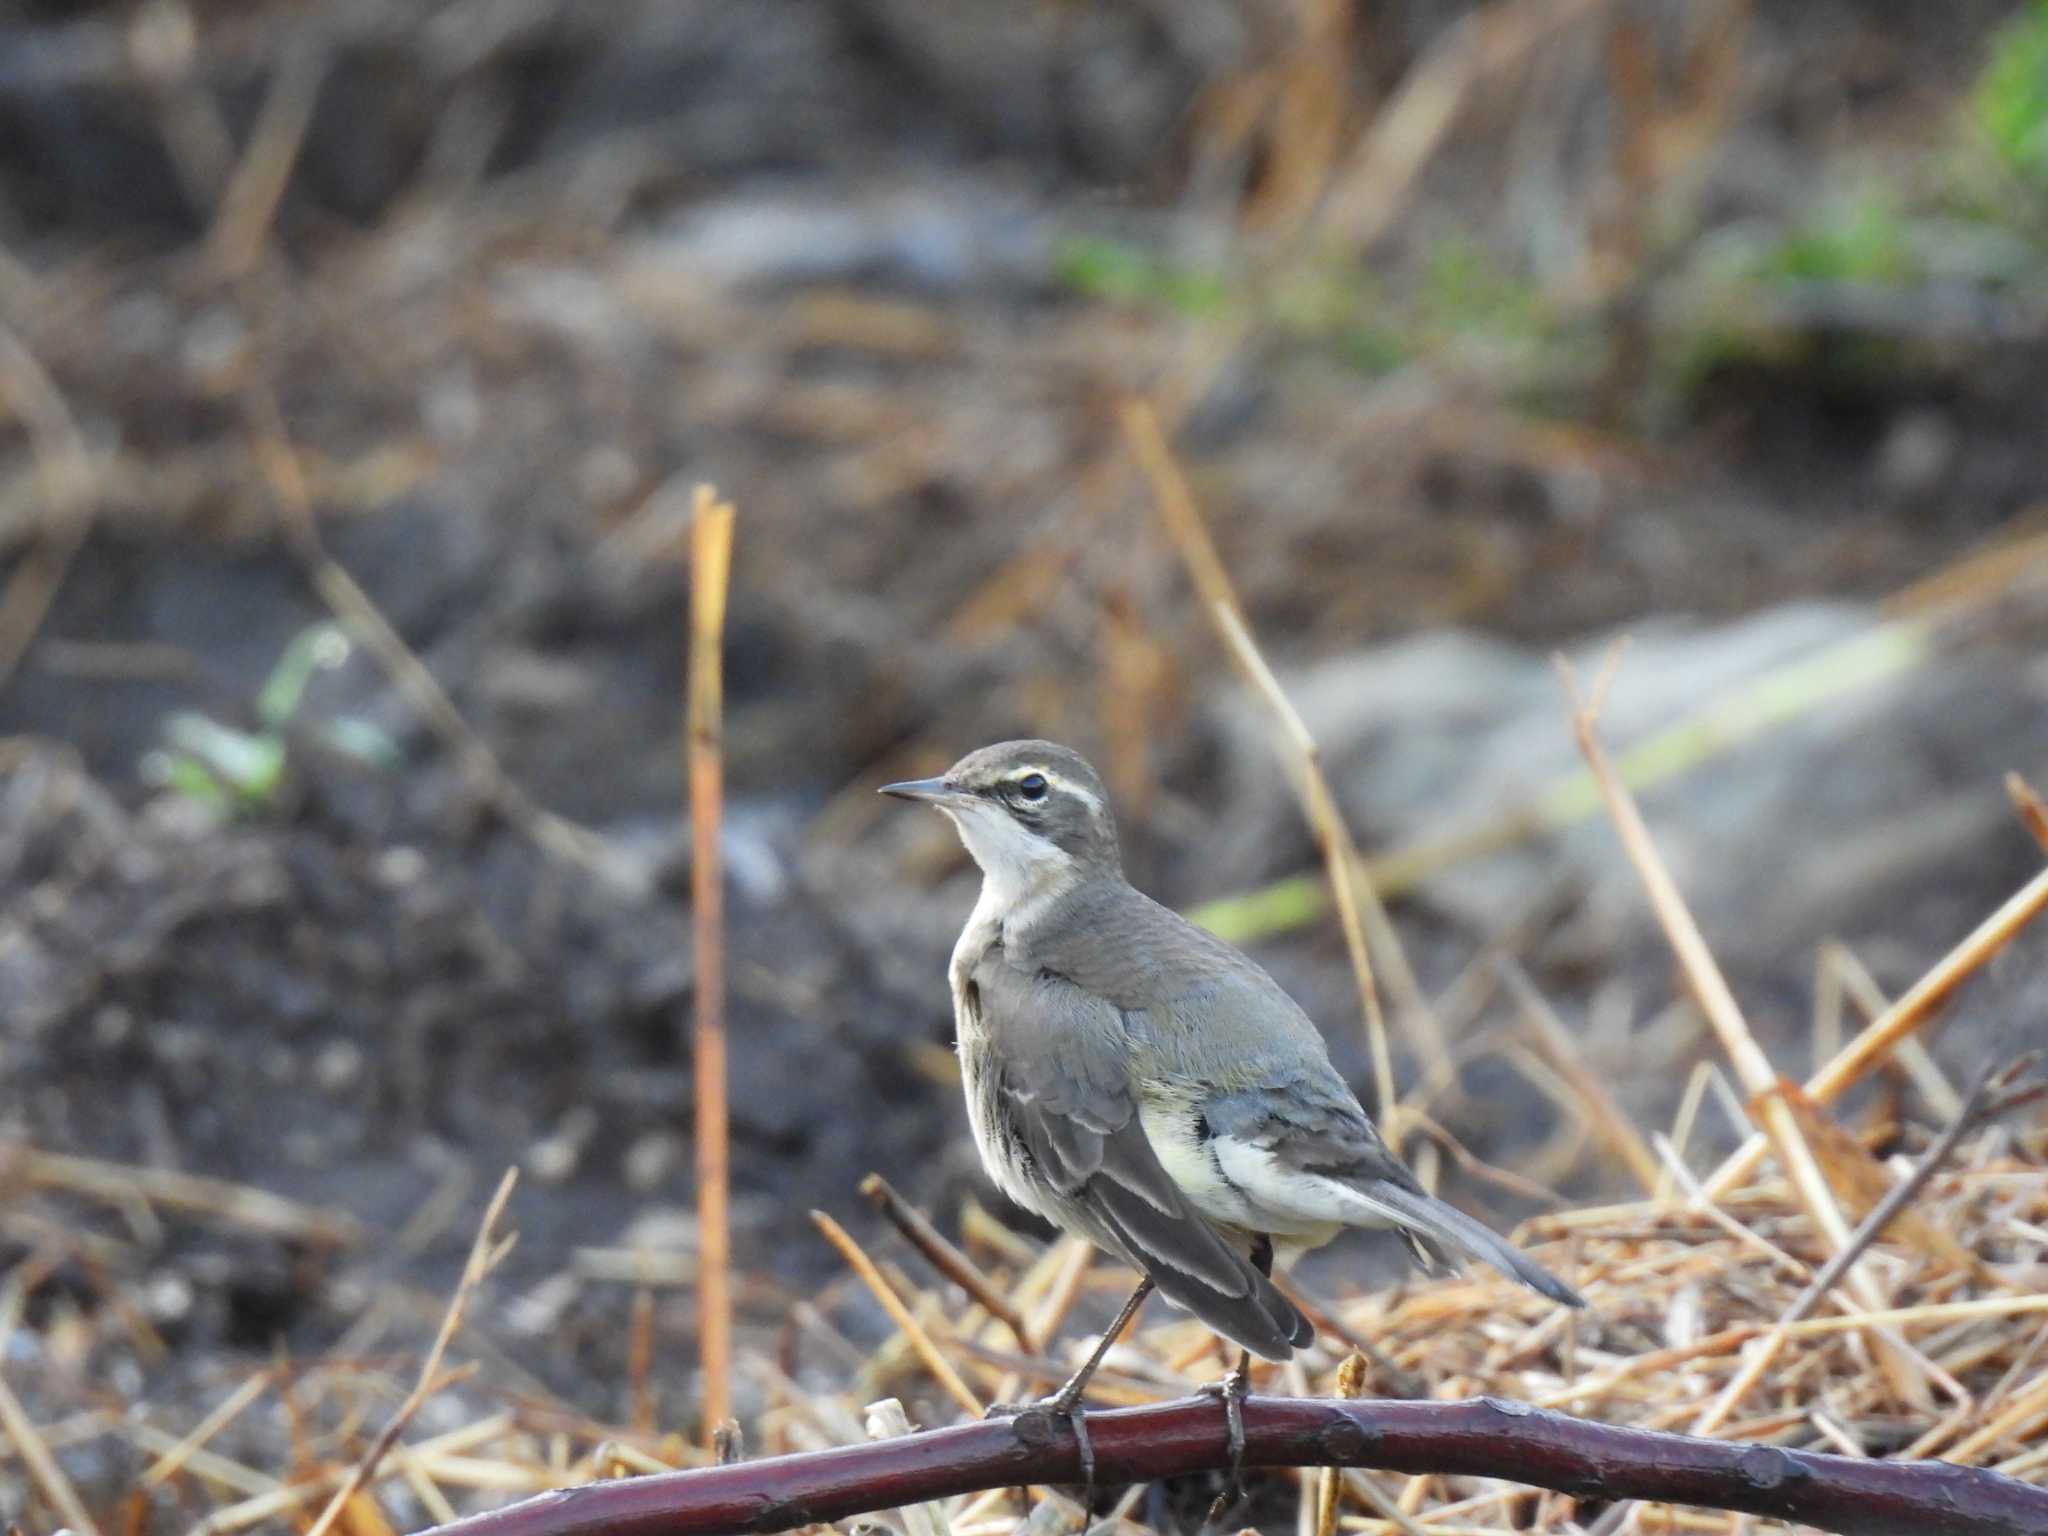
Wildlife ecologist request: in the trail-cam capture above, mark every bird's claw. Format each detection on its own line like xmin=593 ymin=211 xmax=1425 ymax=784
xmin=1198 ymin=1363 xmax=1252 ymax=1493
xmin=986 ymin=1395 xmax=1096 ymax=1503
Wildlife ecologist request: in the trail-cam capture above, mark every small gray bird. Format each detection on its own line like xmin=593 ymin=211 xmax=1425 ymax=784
xmin=883 ymin=740 xmax=1582 ymax=1471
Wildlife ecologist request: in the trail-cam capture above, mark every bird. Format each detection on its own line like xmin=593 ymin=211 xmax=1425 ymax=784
xmin=882 ymin=739 xmax=1583 ymax=1480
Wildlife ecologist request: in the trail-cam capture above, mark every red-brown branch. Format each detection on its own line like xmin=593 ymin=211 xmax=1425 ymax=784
xmin=416 ymin=1395 xmax=2048 ymax=1536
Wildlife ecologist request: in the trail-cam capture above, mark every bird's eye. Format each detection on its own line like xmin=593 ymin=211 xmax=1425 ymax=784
xmin=1016 ymin=772 xmax=1048 ymax=802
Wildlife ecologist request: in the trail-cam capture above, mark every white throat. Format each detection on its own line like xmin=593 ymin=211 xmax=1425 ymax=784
xmin=944 ymin=801 xmax=1077 ymax=916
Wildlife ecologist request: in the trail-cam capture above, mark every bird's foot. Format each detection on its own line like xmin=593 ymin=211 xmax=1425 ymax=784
xmin=1198 ymin=1361 xmax=1252 ymax=1494
xmin=985 ymin=1393 xmax=1095 ymax=1501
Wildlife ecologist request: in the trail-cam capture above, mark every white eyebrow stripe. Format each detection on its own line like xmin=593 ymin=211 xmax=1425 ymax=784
xmin=1011 ymin=768 xmax=1100 ymax=813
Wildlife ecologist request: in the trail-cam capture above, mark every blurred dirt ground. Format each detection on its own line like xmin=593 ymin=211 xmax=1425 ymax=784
xmin=1 ymin=0 xmax=2047 ymax=1527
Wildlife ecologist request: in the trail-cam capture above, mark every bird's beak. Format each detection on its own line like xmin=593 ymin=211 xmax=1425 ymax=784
xmin=878 ymin=776 xmax=964 ymax=805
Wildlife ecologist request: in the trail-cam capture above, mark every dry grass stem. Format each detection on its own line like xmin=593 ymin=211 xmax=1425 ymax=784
xmin=2 ymin=1145 xmax=361 ymax=1244
xmin=139 ymin=1369 xmax=274 ymax=1487
xmin=245 ymin=384 xmax=625 ymax=882
xmin=862 ymin=1174 xmax=1040 ymax=1356
xmin=1816 ymin=943 xmax=1964 ymax=1123
xmin=1498 ymin=958 xmax=1663 ymax=1195
xmin=1324 ymin=0 xmax=1608 ymax=250
xmin=811 ymin=1210 xmax=985 ymax=1419
xmin=1213 ymin=599 xmax=1401 ymax=1127
xmin=689 ymin=485 xmax=739 ymax=1438
xmin=0 ymin=318 xmax=97 ymax=690
xmin=2007 ymin=772 xmax=2048 ymax=852
xmin=1121 ymin=396 xmax=1447 ymax=1123
xmin=1188 ymin=617 xmax=1931 ymax=946
xmin=864 ymin=1398 xmax=951 ymax=1536
xmin=0 ymin=1361 xmax=103 ymax=1536
xmin=1693 ymin=1058 xmax=2043 ymax=1433
xmin=206 ymin=42 xmax=327 ymax=276
xmin=1317 ymin=1354 xmax=1367 ymax=1536
xmin=1703 ymin=860 xmax=2048 ymax=1199
xmin=302 ymin=1168 xmax=518 ymax=1536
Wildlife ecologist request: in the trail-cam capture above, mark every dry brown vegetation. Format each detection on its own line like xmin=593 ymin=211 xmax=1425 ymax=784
xmin=5 ymin=865 xmax=2045 ymax=1535
xmin=4 ymin=2 xmax=2048 ymax=1534
xmin=7 ymin=488 xmax=2046 ymax=1532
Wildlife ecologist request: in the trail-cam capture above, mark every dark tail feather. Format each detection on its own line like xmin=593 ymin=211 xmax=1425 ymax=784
xmin=1365 ymin=1181 xmax=1585 ymax=1309
xmin=1145 ymin=1256 xmax=1315 ymax=1361
xmin=1083 ymin=1131 xmax=1317 ymax=1360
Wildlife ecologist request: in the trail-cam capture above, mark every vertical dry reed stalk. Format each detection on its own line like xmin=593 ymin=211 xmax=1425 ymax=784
xmin=688 ymin=486 xmax=738 ymax=1439
xmin=1121 ymin=398 xmax=1448 ymax=1128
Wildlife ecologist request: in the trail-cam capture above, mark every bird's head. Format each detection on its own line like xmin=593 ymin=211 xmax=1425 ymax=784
xmin=880 ymin=739 xmax=1122 ymax=898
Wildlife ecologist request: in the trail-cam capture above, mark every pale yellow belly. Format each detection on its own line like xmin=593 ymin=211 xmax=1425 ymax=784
xmin=1136 ymin=1096 xmax=1344 ymax=1259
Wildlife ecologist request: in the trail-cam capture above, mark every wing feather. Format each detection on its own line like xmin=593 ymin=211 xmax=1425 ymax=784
xmin=974 ymin=950 xmax=1312 ymax=1359
xmin=1208 ymin=1081 xmax=1584 ymax=1308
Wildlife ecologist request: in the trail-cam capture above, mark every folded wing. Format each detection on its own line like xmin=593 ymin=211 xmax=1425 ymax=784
xmin=972 ymin=952 xmax=1313 ymax=1360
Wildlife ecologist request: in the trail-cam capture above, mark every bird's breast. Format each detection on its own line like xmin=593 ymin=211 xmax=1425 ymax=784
xmin=947 ymin=924 xmax=1058 ymax=1223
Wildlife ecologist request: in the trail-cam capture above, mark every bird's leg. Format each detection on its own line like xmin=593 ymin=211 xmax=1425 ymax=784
xmin=1198 ymin=1346 xmax=1255 ymax=1528
xmin=1047 ymin=1274 xmax=1153 ymax=1412
xmin=988 ymin=1276 xmax=1154 ymax=1500
xmin=1199 ymin=1348 xmax=1253 ymax=1494
xmin=1199 ymin=1235 xmax=1272 ymax=1494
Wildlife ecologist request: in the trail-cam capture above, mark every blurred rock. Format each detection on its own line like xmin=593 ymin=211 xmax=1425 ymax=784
xmin=1876 ymin=409 xmax=1958 ymax=499
xmin=1211 ymin=601 xmax=2048 ymax=1051
xmin=626 ymin=182 xmax=1054 ymax=295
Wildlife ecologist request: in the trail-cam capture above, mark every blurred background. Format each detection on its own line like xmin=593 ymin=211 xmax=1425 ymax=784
xmin=3 ymin=0 xmax=2048 ymax=1519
